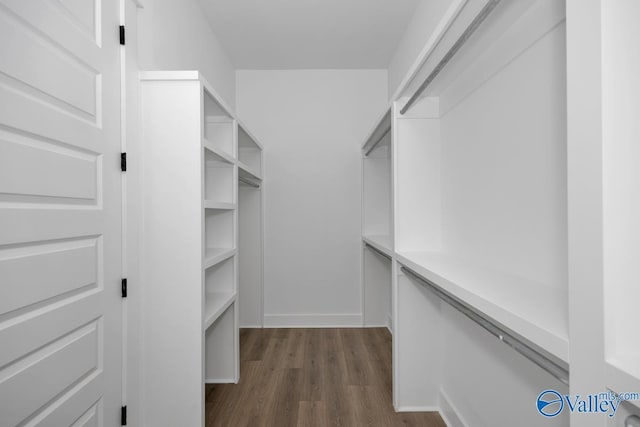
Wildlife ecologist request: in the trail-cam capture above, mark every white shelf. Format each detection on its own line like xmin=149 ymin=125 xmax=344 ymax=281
xmin=204 ymin=292 xmax=236 ymax=330
xmin=361 ymin=106 xmax=392 ymax=151
xmin=396 ymin=250 xmax=569 ymax=363
xmin=205 ymin=114 xmax=233 ymax=123
xmin=606 ymin=358 xmax=640 ymax=404
xmin=362 ymin=234 xmax=393 ymax=258
xmin=204 ymin=248 xmax=236 ymax=270
xmin=139 ymin=72 xmax=240 ymax=424
xmin=237 ymin=123 xmax=263 ymax=178
xmin=204 ymin=201 xmax=236 ymax=210
xmin=203 ymin=138 xmax=235 ymax=164
xmin=238 ymin=161 xmax=262 ymax=181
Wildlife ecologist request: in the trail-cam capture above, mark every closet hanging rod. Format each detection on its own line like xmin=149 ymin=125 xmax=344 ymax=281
xmin=364 ymin=127 xmax=391 ymax=157
xmin=400 ymin=266 xmax=569 ymax=386
xmin=364 ymin=242 xmax=392 ymax=261
xmin=399 ymin=0 xmax=502 ymax=115
xmin=239 ymin=177 xmax=260 ymax=188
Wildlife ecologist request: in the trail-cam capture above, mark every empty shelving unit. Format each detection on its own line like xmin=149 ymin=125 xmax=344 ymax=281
xmin=237 ymin=124 xmax=264 ymax=327
xmin=361 ymin=109 xmax=393 ymax=331
xmin=139 ymin=71 xmax=247 ymax=426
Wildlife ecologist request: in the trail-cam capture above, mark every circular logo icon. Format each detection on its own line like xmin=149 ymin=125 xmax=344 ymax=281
xmin=537 ymin=390 xmax=564 ymax=417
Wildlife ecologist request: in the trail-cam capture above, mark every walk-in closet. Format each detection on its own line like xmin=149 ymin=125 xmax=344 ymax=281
xmin=1 ymin=0 xmax=639 ymax=426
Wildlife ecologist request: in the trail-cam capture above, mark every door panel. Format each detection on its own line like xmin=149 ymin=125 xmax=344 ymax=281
xmin=0 ymin=0 xmax=121 ymax=425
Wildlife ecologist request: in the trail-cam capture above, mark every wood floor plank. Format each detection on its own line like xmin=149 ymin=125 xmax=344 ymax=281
xmin=206 ymin=328 xmax=446 ymax=427
xmin=324 ymin=384 xmax=357 ymax=427
xmin=279 ymin=328 xmax=306 ymax=369
xmin=206 ymin=360 xmax=262 ymax=427
xmin=300 ymin=329 xmax=323 ymax=401
xmin=339 ymin=328 xmax=375 ymax=386
xmin=242 ymin=328 xmax=273 ymax=361
xmin=319 ymin=328 xmax=349 ymax=391
xmin=263 ymin=368 xmax=303 ymax=427
xmin=347 ymin=385 xmax=395 ymax=427
xmin=297 ymin=401 xmax=329 ymax=427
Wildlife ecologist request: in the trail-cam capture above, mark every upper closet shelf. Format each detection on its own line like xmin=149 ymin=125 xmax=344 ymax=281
xmin=203 ymin=139 xmax=235 ymax=165
xmin=396 ymin=250 xmax=569 ymax=363
xmin=238 ymin=162 xmax=262 ymax=182
xmin=363 ymin=235 xmax=393 ymax=258
xmin=237 ymin=123 xmax=263 ymax=179
xmin=361 ymin=107 xmax=392 ymax=155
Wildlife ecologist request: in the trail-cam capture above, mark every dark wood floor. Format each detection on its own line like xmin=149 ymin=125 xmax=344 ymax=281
xmin=206 ymin=328 xmax=446 ymax=427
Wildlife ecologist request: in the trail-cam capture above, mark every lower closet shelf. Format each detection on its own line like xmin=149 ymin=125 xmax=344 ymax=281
xmin=396 ymin=251 xmax=569 ymax=363
xmin=204 ymin=292 xmax=236 ymax=330
xmin=204 ymin=201 xmax=236 ymax=210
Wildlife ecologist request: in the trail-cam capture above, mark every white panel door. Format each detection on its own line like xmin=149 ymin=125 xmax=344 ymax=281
xmin=0 ymin=0 xmax=122 ymax=425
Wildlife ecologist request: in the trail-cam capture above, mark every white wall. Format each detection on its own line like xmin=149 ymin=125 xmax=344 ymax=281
xmin=236 ymin=70 xmax=388 ymax=326
xmin=386 ymin=0 xmax=456 ymax=100
xmin=137 ymin=0 xmax=236 ymax=108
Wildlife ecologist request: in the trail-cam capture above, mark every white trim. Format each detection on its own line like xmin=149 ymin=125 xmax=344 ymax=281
xmin=259 ymin=165 xmax=265 ymax=328
xmin=205 ymin=378 xmax=237 ymax=384
xmin=263 ymin=314 xmax=362 ymax=328
xmin=139 ymin=70 xmax=200 ymax=81
xmin=439 ymin=389 xmax=468 ymax=427
xmin=394 ymin=406 xmax=441 ymax=412
xmin=139 ymin=70 xmax=236 ymax=120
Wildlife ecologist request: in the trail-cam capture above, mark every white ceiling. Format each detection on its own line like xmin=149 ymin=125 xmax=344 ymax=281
xmin=198 ymin=0 xmax=421 ymax=69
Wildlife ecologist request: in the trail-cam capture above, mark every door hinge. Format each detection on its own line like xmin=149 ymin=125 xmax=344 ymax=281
xmin=121 ymin=152 xmax=127 ymax=172
xmin=121 ymin=278 xmax=128 ymax=298
xmin=121 ymin=406 xmax=127 ymax=425
xmin=119 ymin=25 xmax=125 ymax=45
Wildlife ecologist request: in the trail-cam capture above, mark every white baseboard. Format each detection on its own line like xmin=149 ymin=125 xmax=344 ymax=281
xmin=205 ymin=378 xmax=237 ymax=384
xmin=386 ymin=313 xmax=393 ymax=335
xmin=439 ymin=389 xmax=467 ymax=427
xmin=394 ymin=405 xmax=440 ymax=412
xmin=263 ymin=313 xmax=362 ymax=328
xmin=239 ymin=324 xmax=263 ymax=328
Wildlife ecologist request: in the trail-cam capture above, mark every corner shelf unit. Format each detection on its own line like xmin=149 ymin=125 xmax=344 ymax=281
xmin=201 ymin=77 xmax=239 ymax=388
xmin=361 ymin=108 xmax=394 ymax=331
xmin=238 ymin=125 xmax=263 ymax=180
xmin=139 ymin=71 xmax=265 ymax=426
xmin=237 ymin=123 xmax=264 ymax=328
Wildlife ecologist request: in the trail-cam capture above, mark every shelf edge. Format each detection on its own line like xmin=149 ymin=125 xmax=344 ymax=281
xmin=395 ymin=251 xmax=569 ymax=364
xmin=204 ymin=248 xmax=236 ymax=270
xmin=204 ymin=292 xmax=237 ymax=331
